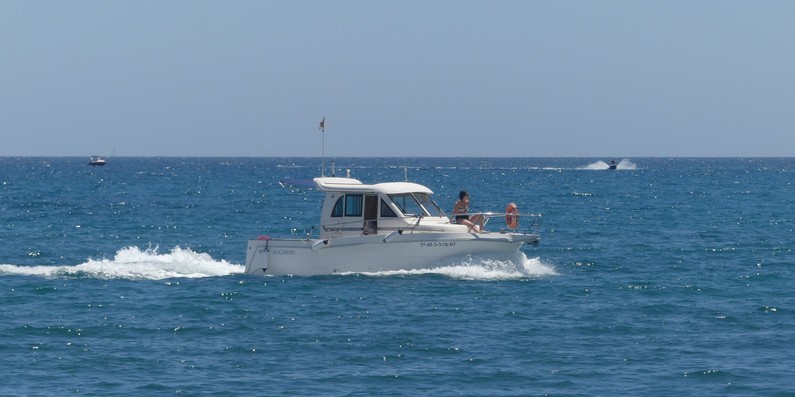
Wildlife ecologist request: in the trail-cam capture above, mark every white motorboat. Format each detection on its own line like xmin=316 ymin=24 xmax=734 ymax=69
xmin=88 ymin=156 xmax=106 ymax=166
xmin=245 ymin=177 xmax=541 ymax=276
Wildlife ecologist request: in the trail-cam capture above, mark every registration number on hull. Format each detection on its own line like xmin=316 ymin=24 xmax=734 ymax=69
xmin=420 ymin=242 xmax=456 ymax=248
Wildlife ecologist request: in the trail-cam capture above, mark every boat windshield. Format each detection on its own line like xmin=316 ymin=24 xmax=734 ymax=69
xmin=388 ymin=193 xmax=445 ymax=217
xmin=413 ymin=193 xmax=446 ymax=217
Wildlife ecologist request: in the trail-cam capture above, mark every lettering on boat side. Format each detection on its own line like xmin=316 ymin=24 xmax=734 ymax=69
xmin=420 ymin=242 xmax=456 ymax=248
xmin=272 ymin=249 xmax=296 ymax=255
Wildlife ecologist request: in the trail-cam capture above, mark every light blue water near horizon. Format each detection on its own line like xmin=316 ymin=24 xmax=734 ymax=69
xmin=1 ymin=157 xmax=794 ymax=396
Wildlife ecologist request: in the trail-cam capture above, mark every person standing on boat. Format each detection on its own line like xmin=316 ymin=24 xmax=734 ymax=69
xmin=453 ymin=191 xmax=483 ymax=232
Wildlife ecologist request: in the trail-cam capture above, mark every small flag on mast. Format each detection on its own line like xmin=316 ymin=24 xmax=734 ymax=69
xmin=319 ymin=117 xmax=325 ymax=132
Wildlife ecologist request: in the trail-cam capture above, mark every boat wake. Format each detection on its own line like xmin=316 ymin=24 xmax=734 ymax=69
xmin=1 ymin=247 xmax=553 ymax=281
xmin=354 ymin=252 xmax=557 ymax=280
xmin=0 ymin=246 xmax=244 ymax=280
xmin=580 ymin=159 xmax=637 ymax=170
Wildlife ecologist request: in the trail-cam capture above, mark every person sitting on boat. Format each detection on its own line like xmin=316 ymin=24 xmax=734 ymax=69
xmin=453 ymin=190 xmax=483 ymax=232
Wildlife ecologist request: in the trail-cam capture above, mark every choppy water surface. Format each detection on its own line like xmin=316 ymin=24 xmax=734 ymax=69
xmin=1 ymin=157 xmax=793 ymax=396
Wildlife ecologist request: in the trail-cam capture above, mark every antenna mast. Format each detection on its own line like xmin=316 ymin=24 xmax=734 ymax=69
xmin=318 ymin=117 xmax=326 ymax=176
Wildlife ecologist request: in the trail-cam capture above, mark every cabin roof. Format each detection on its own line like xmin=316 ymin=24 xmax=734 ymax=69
xmin=314 ymin=177 xmax=434 ymax=195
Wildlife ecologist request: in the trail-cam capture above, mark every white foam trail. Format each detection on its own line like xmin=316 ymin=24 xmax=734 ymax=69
xmin=357 ymin=252 xmax=557 ymax=280
xmin=581 ymin=160 xmax=611 ymax=170
xmin=0 ymin=246 xmax=244 ymax=280
xmin=616 ymin=159 xmax=637 ymax=170
xmin=1 ymin=248 xmax=555 ymax=281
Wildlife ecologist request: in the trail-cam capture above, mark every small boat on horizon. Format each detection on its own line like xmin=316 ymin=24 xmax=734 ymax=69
xmin=608 ymin=159 xmax=617 ymax=170
xmin=88 ymin=156 xmax=107 ymax=166
xmin=245 ymin=176 xmax=542 ymax=276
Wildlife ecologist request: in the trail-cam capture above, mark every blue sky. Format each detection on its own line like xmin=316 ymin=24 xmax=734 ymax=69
xmin=2 ymin=1 xmax=793 ymax=157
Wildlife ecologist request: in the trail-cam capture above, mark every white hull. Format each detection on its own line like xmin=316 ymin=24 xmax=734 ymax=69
xmin=245 ymin=231 xmax=539 ymax=276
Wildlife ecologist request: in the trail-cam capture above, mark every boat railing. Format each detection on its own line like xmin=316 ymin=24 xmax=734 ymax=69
xmin=456 ymin=211 xmax=543 ymax=234
xmin=314 ymin=217 xmax=420 ymax=238
xmin=289 ymin=212 xmax=542 ymax=240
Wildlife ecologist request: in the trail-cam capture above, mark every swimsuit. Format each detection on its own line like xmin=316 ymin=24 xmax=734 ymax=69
xmin=454 ymin=201 xmax=469 ymax=223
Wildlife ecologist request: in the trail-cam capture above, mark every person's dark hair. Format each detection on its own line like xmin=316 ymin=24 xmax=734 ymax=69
xmin=459 ymin=191 xmax=468 ymax=200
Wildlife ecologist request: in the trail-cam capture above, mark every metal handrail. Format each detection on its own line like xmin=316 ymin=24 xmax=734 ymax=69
xmin=294 ymin=211 xmax=542 ymax=240
xmin=451 ymin=211 xmax=543 ymax=232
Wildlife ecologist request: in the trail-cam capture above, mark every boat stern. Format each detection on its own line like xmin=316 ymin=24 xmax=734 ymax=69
xmin=245 ymin=238 xmax=271 ymax=275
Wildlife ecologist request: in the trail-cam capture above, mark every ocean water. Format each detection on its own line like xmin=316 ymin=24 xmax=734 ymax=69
xmin=1 ymin=157 xmax=793 ymax=396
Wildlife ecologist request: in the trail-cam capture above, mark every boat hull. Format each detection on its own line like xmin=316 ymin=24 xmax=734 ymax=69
xmin=245 ymin=232 xmax=539 ymax=276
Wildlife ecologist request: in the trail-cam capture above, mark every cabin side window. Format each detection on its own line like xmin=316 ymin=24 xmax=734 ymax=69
xmin=331 ymin=194 xmax=364 ymax=217
xmin=388 ymin=193 xmax=426 ymax=217
xmin=380 ymin=199 xmax=397 ymax=218
xmin=344 ymin=194 xmax=363 ymax=217
xmin=331 ymin=196 xmax=344 ymax=217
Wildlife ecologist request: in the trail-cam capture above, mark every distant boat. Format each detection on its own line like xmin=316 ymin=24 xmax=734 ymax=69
xmin=88 ymin=156 xmax=107 ymax=166
xmin=608 ymin=159 xmax=617 ymax=170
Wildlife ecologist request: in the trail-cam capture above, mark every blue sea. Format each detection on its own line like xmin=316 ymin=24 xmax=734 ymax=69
xmin=1 ymin=157 xmax=793 ymax=396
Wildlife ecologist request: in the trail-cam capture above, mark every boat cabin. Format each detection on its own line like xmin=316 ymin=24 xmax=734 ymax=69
xmin=314 ymin=177 xmax=466 ymax=239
